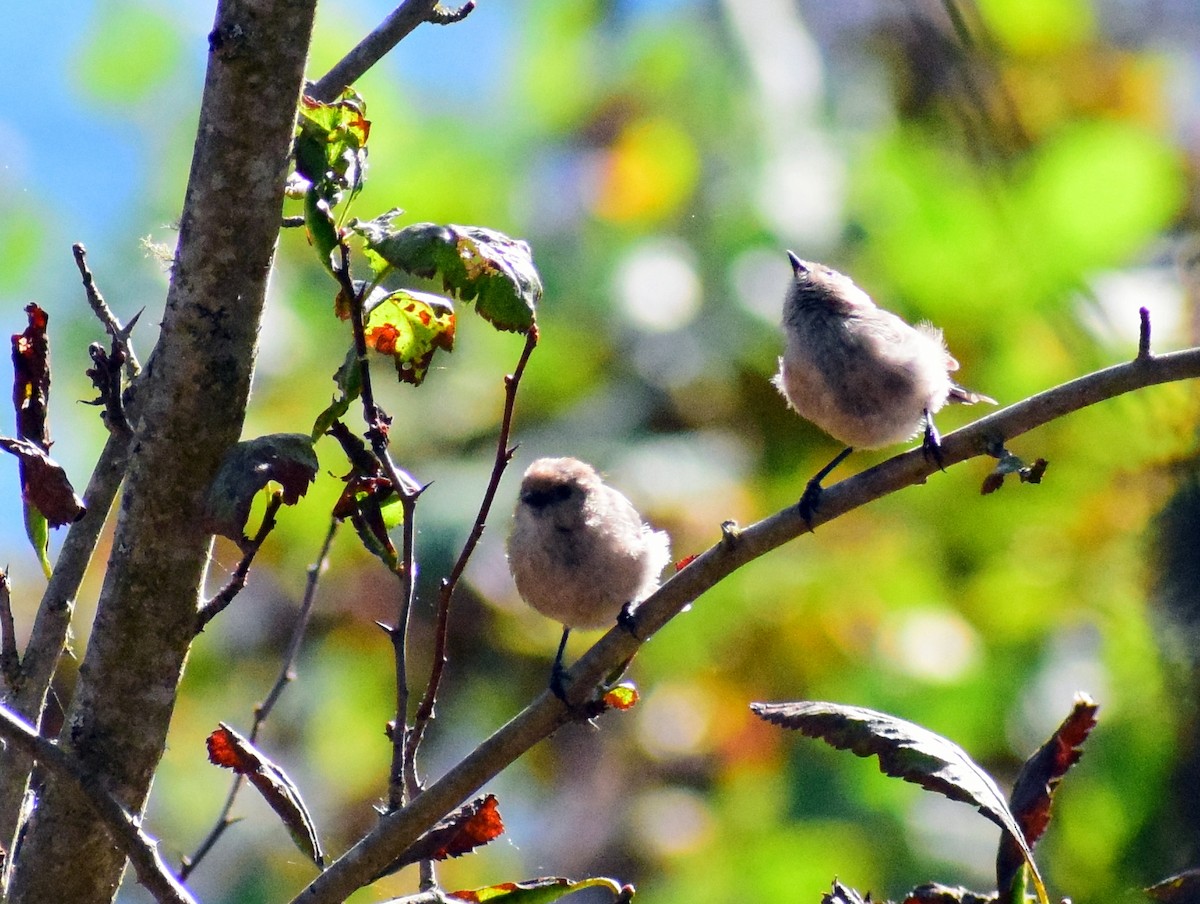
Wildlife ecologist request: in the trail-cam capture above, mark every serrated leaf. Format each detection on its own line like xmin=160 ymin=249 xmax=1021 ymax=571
xmin=752 ymin=701 xmax=1049 ymax=904
xmin=450 ymin=876 xmax=630 ymax=903
xmin=376 ymin=795 xmax=504 ymax=878
xmin=295 ymin=92 xmax=369 ymax=206
xmin=351 ymin=218 xmax=540 ymax=333
xmin=364 ymin=289 xmax=456 ymax=385
xmin=207 ymin=723 xmax=324 ymax=868
xmin=996 ymin=693 xmax=1098 ymax=898
xmin=203 ymin=434 xmax=318 ymax=542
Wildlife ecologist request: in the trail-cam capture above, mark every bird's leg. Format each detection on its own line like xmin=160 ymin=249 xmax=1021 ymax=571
xmin=921 ymin=409 xmax=946 ymax=470
xmin=799 ymin=446 xmax=853 ymax=525
xmin=549 ymin=625 xmax=572 ymax=702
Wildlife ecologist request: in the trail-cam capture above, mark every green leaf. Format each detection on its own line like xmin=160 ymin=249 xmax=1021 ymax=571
xmin=449 ymin=876 xmax=630 ymax=903
xmin=24 ymin=505 xmax=51 ymax=580
xmin=752 ymin=701 xmax=1050 ymax=904
xmin=311 ymin=349 xmax=363 ymax=441
xmin=303 ymin=192 xmax=340 ymax=273
xmin=363 ymin=289 xmax=457 ymax=385
xmin=351 ymin=218 xmax=541 ymax=333
xmin=204 ymin=434 xmax=319 ymax=542
xmin=295 ymin=91 xmax=370 ymax=207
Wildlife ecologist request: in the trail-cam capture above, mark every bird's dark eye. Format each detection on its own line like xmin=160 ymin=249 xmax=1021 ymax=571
xmin=521 ymin=483 xmax=574 ymax=509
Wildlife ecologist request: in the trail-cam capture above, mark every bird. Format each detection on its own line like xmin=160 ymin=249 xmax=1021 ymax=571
xmin=773 ymin=251 xmax=994 ymax=521
xmin=507 ymin=457 xmax=671 ymax=699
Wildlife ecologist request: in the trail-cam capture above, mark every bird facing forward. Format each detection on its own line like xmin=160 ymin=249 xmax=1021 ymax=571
xmin=507 ymin=457 xmax=671 ymax=698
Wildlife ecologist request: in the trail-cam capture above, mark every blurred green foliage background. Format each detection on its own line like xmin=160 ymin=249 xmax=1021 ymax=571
xmin=3 ymin=0 xmax=1200 ymax=901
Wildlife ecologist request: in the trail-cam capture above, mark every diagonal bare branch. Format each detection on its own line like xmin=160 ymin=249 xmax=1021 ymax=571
xmin=309 ymin=0 xmax=477 ymax=103
xmin=0 ymin=704 xmax=196 ymax=904
xmin=289 ymin=342 xmax=1200 ymax=904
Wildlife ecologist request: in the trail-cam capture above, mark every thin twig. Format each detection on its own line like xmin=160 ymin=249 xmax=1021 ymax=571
xmin=1138 ymin=307 xmax=1153 ymax=359
xmin=290 ymin=343 xmax=1200 ymax=904
xmin=308 ymin=0 xmax=477 ymax=103
xmin=195 ymin=492 xmax=285 ymax=633
xmin=255 ymin=518 xmax=340 ymax=730
xmin=180 ymin=517 xmax=338 ymax=880
xmin=0 ymin=703 xmax=196 ymax=904
xmin=72 ymin=243 xmax=141 ymax=378
xmin=404 ymin=326 xmax=538 ymax=769
xmin=0 ymin=427 xmax=134 ymax=849
xmin=392 ymin=480 xmax=420 ymax=813
xmin=0 ymin=570 xmax=18 ymax=692
xmin=329 ymin=239 xmax=425 ymax=811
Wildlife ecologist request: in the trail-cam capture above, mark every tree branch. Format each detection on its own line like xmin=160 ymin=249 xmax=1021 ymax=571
xmin=0 ymin=571 xmax=17 ymax=692
xmin=194 ymin=491 xmax=284 ymax=633
xmin=0 ymin=704 xmax=196 ymax=904
xmin=73 ymin=243 xmax=142 ymax=379
xmin=308 ymin=0 xmax=477 ymax=103
xmin=0 ymin=427 xmax=132 ymax=856
xmin=290 ymin=343 xmax=1200 ymax=904
xmin=4 ymin=0 xmax=320 ymax=898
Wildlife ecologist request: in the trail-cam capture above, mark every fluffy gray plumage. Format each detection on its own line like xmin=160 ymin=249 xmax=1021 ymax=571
xmin=773 ymin=252 xmax=992 ymax=449
xmin=507 ymin=457 xmax=671 ymax=630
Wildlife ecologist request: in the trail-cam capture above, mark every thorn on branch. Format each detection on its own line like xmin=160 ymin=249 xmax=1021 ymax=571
xmin=73 ymin=244 xmax=142 ymax=379
xmin=720 ymin=520 xmax=741 ymax=548
xmin=1137 ymin=306 xmax=1152 ymax=360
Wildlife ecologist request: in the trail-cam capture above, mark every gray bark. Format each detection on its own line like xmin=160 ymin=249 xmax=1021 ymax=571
xmin=5 ymin=0 xmax=316 ymax=899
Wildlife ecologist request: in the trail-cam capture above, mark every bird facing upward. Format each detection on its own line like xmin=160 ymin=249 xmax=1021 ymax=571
xmin=773 ymin=252 xmax=993 ymax=518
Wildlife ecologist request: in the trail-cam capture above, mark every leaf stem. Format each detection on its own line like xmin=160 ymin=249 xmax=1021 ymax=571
xmin=194 ymin=493 xmax=284 ymax=633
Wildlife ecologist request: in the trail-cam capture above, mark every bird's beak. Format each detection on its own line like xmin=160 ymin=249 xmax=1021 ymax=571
xmin=786 ymin=250 xmax=807 ymax=275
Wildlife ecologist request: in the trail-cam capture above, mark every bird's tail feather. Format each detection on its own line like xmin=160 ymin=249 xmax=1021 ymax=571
xmin=948 ymin=382 xmax=996 ymax=406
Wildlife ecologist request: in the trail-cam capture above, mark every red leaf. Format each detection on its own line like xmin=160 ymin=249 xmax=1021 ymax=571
xmin=11 ymin=303 xmax=50 ymax=448
xmin=205 ymin=723 xmax=323 ymax=867
xmin=429 ymin=794 xmax=504 ymax=860
xmin=996 ymin=693 xmax=1098 ymax=896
